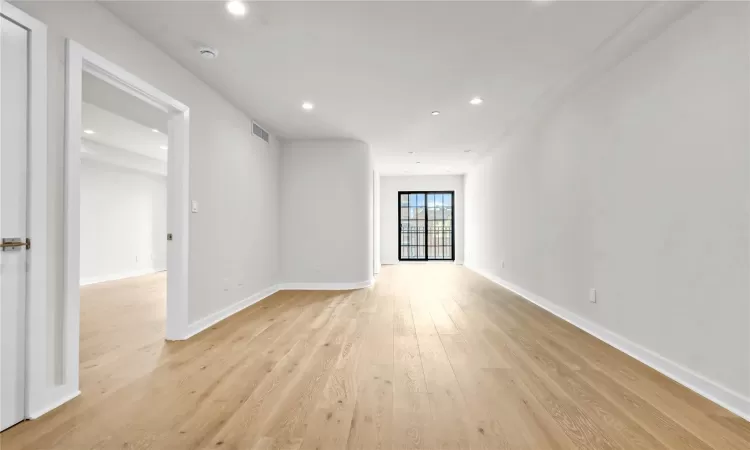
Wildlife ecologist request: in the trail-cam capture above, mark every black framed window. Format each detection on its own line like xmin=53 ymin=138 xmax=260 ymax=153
xmin=398 ymin=191 xmax=454 ymax=261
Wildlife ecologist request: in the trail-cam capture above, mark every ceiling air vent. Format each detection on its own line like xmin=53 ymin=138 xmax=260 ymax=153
xmin=252 ymin=122 xmax=270 ymax=143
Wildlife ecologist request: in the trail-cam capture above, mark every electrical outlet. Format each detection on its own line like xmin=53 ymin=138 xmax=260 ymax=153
xmin=589 ymin=288 xmax=597 ymax=304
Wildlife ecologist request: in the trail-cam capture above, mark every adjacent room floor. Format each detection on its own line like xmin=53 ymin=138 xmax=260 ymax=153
xmin=2 ymin=265 xmax=748 ymax=449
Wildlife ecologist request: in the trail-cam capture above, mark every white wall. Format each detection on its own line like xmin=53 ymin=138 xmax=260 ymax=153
xmin=380 ymin=175 xmax=464 ymax=265
xmin=16 ymin=1 xmax=281 ymax=412
xmin=280 ymin=140 xmax=373 ymax=286
xmin=464 ymin=2 xmax=750 ymax=416
xmin=80 ymin=156 xmax=166 ymax=285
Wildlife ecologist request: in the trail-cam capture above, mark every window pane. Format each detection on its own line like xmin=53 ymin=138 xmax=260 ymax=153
xmin=427 ymin=207 xmax=434 ymax=220
xmin=417 ymin=207 xmax=425 ymax=220
xmin=401 ymin=207 xmax=408 ymax=220
xmin=401 ymin=194 xmax=409 ymax=206
xmin=415 ymin=194 xmax=425 ymax=207
xmin=427 ymin=194 xmax=434 ymax=207
xmin=418 ymin=233 xmax=425 ymax=246
xmin=445 ymin=248 xmax=452 ymax=259
xmin=409 ymin=207 xmax=416 ymax=219
xmin=418 ymin=247 xmax=425 ymax=259
xmin=443 ymin=194 xmax=452 ymax=207
xmin=436 ymin=247 xmax=443 ymax=258
xmin=444 ymin=206 xmax=452 ymax=220
xmin=427 ymin=246 xmax=435 ymax=258
xmin=409 ymin=194 xmax=418 ymax=206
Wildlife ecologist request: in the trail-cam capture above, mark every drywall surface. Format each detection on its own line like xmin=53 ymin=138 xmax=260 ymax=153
xmin=17 ymin=1 xmax=281 ymax=411
xmin=280 ymin=140 xmax=373 ymax=286
xmin=80 ymin=157 xmax=166 ymax=285
xmin=464 ymin=1 xmax=750 ymax=410
xmin=380 ymin=175 xmax=464 ymax=265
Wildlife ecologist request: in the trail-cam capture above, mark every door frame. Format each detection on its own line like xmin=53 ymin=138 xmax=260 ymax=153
xmin=0 ymin=0 xmax=48 ymax=423
xmin=61 ymin=40 xmax=191 ymax=407
xmin=397 ymin=190 xmax=455 ymax=262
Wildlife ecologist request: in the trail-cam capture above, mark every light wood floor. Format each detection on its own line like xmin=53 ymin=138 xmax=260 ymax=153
xmin=2 ymin=265 xmax=749 ymax=449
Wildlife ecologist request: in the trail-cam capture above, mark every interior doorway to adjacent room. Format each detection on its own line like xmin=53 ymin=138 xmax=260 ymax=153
xmin=78 ymin=72 xmax=170 ymax=393
xmin=57 ymin=41 xmax=191 ymax=408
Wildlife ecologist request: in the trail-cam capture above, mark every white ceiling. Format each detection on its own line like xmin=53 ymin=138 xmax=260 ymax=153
xmin=104 ymin=0 xmax=647 ymax=174
xmin=81 ymin=102 xmax=168 ymax=162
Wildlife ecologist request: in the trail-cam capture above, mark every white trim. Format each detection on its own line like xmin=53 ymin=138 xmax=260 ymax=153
xmin=63 ymin=41 xmax=191 ymax=414
xmin=466 ymin=264 xmax=750 ymax=422
xmin=182 ymin=285 xmax=281 ymax=340
xmin=279 ymin=279 xmax=374 ymax=291
xmin=28 ymin=389 xmax=79 ymax=420
xmin=0 ymin=0 xmax=48 ymax=424
xmin=80 ymin=268 xmax=164 ymax=286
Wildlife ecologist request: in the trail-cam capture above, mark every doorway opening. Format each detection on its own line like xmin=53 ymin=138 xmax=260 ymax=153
xmin=58 ymin=41 xmax=191 ymax=408
xmin=398 ymin=191 xmax=455 ymax=261
xmin=78 ymin=72 xmax=170 ymax=391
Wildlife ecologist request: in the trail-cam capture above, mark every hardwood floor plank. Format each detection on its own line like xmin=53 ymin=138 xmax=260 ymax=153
xmin=2 ymin=266 xmax=748 ymax=450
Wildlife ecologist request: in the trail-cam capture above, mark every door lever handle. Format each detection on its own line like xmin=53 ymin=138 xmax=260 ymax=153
xmin=1 ymin=238 xmax=30 ymax=251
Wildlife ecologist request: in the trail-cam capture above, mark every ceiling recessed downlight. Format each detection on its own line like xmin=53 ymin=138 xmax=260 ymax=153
xmin=302 ymin=102 xmax=314 ymax=111
xmin=83 ymin=129 xmax=95 ymax=134
xmin=160 ymin=145 xmax=168 ymax=150
xmin=225 ymin=1 xmax=247 ymax=17
xmin=431 ymin=111 xmax=440 ymax=116
xmin=464 ymin=149 xmax=472 ymax=153
xmin=469 ymin=97 xmax=483 ymax=105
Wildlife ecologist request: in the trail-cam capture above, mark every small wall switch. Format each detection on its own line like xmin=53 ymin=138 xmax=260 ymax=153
xmin=191 ymin=200 xmax=199 ymax=213
xmin=589 ymin=288 xmax=597 ymax=304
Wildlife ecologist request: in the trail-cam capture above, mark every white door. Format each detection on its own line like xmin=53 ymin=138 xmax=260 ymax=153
xmin=0 ymin=14 xmax=29 ymax=431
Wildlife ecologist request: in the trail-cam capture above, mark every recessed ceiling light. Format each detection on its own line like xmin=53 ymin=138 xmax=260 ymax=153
xmin=83 ymin=129 xmax=95 ymax=134
xmin=469 ymin=97 xmax=483 ymax=105
xmin=152 ymin=129 xmax=159 ymax=133
xmin=225 ymin=1 xmax=247 ymax=17
xmin=160 ymin=145 xmax=168 ymax=150
xmin=302 ymin=102 xmax=314 ymax=111
xmin=416 ymin=161 xmax=421 ymax=164
xmin=408 ymin=151 xmax=415 ymax=154
xmin=431 ymin=111 xmax=440 ymax=116
xmin=464 ymin=149 xmax=472 ymax=153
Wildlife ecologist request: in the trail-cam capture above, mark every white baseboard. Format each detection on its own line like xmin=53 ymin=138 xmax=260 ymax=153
xmin=466 ymin=264 xmax=750 ymax=422
xmin=184 ymin=284 xmax=281 ymax=339
xmin=28 ymin=389 xmax=80 ymax=420
xmin=278 ymin=278 xmax=374 ymax=291
xmin=80 ymin=268 xmax=162 ymax=286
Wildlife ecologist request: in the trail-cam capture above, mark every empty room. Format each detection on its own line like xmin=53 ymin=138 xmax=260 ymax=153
xmin=0 ymin=1 xmax=748 ymax=449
